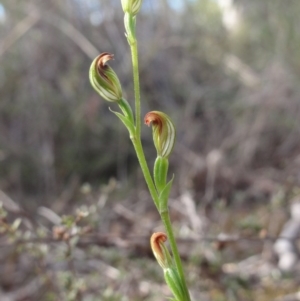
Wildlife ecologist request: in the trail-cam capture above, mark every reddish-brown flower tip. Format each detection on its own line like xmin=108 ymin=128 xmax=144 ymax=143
xmin=145 ymin=112 xmax=163 ymax=133
xmin=151 ymin=232 xmax=167 ymax=254
xmin=96 ymin=52 xmax=114 ymax=78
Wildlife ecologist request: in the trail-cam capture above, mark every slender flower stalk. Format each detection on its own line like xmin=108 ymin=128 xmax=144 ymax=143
xmin=130 ymin=138 xmax=160 ymax=210
xmin=127 ymin=14 xmax=191 ymax=299
xmin=130 ymin=38 xmax=142 ymax=138
xmin=89 ymin=1 xmax=191 ymax=300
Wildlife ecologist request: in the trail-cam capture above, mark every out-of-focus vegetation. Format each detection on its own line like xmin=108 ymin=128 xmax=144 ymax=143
xmin=1 ymin=0 xmax=300 ymax=300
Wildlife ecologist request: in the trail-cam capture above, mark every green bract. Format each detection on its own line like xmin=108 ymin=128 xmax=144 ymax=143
xmin=164 ymin=267 xmax=187 ymax=301
xmin=89 ymin=53 xmax=122 ymax=102
xmin=144 ymin=111 xmax=176 ymax=158
xmin=154 ymin=156 xmax=169 ymax=193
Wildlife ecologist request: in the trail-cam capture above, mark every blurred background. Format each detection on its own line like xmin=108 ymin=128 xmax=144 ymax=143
xmin=1 ymin=0 xmax=300 ymax=300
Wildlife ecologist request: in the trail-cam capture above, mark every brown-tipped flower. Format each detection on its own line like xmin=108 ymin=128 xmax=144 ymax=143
xmin=89 ymin=53 xmax=122 ymax=102
xmin=144 ymin=111 xmax=176 ymax=158
xmin=121 ymin=0 xmax=142 ymax=16
xmin=150 ymin=232 xmax=173 ymax=270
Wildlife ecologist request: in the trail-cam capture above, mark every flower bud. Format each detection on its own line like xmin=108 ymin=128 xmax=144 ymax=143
xmin=89 ymin=53 xmax=122 ymax=102
xmin=121 ymin=0 xmax=142 ymax=16
xmin=144 ymin=111 xmax=176 ymax=158
xmin=151 ymin=233 xmax=188 ymax=301
xmin=150 ymin=232 xmax=173 ymax=270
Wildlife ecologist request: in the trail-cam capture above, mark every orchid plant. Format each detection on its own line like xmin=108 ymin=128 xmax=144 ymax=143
xmin=89 ymin=1 xmax=191 ymax=300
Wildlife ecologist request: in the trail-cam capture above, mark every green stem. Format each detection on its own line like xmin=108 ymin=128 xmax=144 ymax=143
xmin=128 ymin=19 xmax=153 ymax=206
xmin=161 ymin=210 xmax=191 ymax=301
xmin=128 ymin=13 xmax=190 ymax=301
xmin=131 ymin=137 xmax=159 ymax=210
xmin=131 ymin=136 xmax=190 ymax=300
xmin=130 ymin=40 xmax=141 ymax=138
